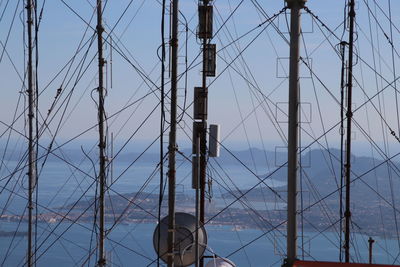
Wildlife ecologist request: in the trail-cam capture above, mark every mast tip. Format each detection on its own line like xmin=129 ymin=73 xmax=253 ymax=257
xmin=285 ymin=0 xmax=307 ymax=8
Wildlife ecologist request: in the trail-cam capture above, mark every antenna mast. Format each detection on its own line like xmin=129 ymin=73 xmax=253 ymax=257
xmin=96 ymin=0 xmax=107 ymax=265
xmin=26 ymin=0 xmax=36 ymax=265
xmin=285 ymin=0 xmax=306 ymax=266
xmin=344 ymin=0 xmax=356 ymax=262
xmin=199 ymin=2 xmax=210 ymax=267
xmin=195 ymin=1 xmax=215 ymax=265
xmin=167 ymin=0 xmax=179 ymax=265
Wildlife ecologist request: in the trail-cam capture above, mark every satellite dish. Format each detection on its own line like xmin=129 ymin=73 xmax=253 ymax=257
xmin=205 ymin=257 xmax=236 ymax=267
xmin=153 ymin=212 xmax=207 ymax=267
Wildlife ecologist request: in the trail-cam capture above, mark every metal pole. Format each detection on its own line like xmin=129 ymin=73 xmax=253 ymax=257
xmin=26 ymin=0 xmax=35 ymax=265
xmin=168 ymin=0 xmax=179 ymax=265
xmin=345 ymin=0 xmax=355 ymax=263
xmin=285 ymin=0 xmax=306 ymax=265
xmin=199 ymin=2 xmax=209 ymax=266
xmin=96 ymin=0 xmax=106 ymax=265
xmin=339 ymin=41 xmax=346 ymax=263
xmin=368 ymin=237 xmax=375 ymax=264
xmin=195 ymin=136 xmax=200 ymax=267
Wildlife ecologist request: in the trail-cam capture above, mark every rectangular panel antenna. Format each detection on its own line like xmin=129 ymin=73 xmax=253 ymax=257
xmin=198 ymin=5 xmax=213 ymax=39
xmin=209 ymin=124 xmax=220 ymax=157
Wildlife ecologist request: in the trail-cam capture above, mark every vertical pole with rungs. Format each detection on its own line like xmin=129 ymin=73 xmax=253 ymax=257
xmin=345 ymin=0 xmax=356 ymax=262
xmin=96 ymin=0 xmax=106 ymax=265
xmin=167 ymin=0 xmax=179 ymax=265
xmin=26 ymin=0 xmax=35 ymax=265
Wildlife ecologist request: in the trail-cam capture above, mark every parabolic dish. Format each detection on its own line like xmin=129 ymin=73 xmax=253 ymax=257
xmin=205 ymin=257 xmax=236 ymax=267
xmin=153 ymin=212 xmax=207 ymax=266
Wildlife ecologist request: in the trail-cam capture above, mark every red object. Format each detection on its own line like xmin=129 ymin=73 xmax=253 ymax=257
xmin=294 ymin=261 xmax=398 ymax=267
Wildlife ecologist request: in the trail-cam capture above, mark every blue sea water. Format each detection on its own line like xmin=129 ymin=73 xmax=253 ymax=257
xmin=0 ymin=160 xmax=398 ymax=266
xmin=0 ymin=221 xmax=398 ymax=266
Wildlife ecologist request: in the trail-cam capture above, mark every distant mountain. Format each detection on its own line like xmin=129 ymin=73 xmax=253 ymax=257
xmin=223 ymin=148 xmax=400 ymax=206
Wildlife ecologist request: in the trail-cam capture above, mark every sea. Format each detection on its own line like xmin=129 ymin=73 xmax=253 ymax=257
xmin=0 ymin=158 xmax=398 ymax=266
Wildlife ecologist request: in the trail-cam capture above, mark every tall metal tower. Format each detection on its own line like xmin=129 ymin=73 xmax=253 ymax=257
xmin=344 ymin=0 xmax=356 ymax=263
xmin=95 ymin=0 xmax=107 ymax=265
xmin=285 ymin=0 xmax=306 ymax=266
xmin=167 ymin=0 xmax=179 ymax=266
xmin=26 ymin=0 xmax=36 ymax=265
xmin=196 ymin=1 xmax=216 ymax=266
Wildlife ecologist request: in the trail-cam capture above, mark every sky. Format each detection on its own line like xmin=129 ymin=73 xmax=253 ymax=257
xmin=1 ymin=0 xmax=400 ymax=158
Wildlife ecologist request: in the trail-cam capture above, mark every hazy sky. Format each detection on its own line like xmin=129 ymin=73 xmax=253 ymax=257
xmin=1 ymin=0 xmax=400 ymax=157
